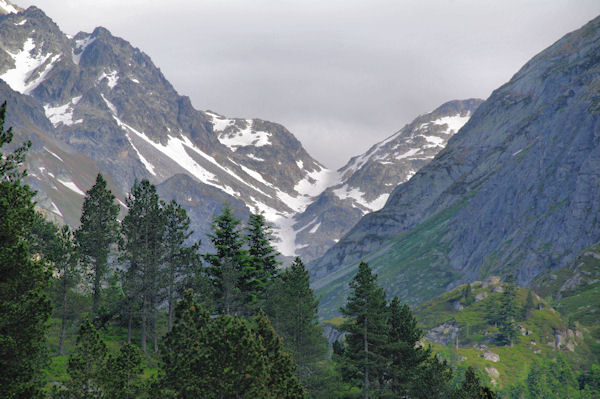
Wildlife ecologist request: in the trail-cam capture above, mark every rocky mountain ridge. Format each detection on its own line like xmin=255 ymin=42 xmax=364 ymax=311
xmin=0 ymin=2 xmax=479 ymax=259
xmin=311 ymin=14 xmax=600 ymax=318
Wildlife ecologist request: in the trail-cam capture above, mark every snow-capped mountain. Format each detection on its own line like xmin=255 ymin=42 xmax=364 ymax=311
xmin=292 ymin=99 xmax=482 ymax=261
xmin=0 ymin=2 xmax=480 ymax=260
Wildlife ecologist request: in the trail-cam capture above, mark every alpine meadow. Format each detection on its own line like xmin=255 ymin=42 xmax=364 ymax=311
xmin=2 ymin=1 xmax=600 ymax=398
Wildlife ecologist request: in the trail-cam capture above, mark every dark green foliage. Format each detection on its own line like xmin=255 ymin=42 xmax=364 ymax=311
xmin=160 ymin=291 xmax=270 ymax=398
xmin=454 ymin=367 xmax=497 ymax=399
xmin=103 ymin=343 xmax=144 ymax=399
xmin=266 ymin=257 xmax=328 ymax=384
xmin=76 ymin=173 xmax=119 ymax=314
xmin=525 ymin=356 xmax=580 ymax=399
xmin=253 ymin=310 xmax=306 ymax=398
xmin=384 ymin=296 xmax=429 ymax=396
xmin=0 ymin=101 xmax=52 ymax=399
xmin=579 ymin=364 xmax=600 ymax=397
xmin=163 ymin=200 xmax=200 ymax=331
xmin=339 ymin=261 xmax=389 ymax=397
xmin=522 ymin=289 xmax=535 ymax=320
xmin=120 ymin=179 xmax=165 ymax=352
xmin=204 ymin=205 xmax=249 ymax=315
xmin=497 ymin=275 xmax=519 ymax=346
xmin=409 ymin=354 xmax=453 ymax=399
xmin=51 ymin=225 xmax=81 ymax=355
xmin=0 ymin=101 xmax=30 ymax=181
xmin=245 ymin=212 xmax=280 ymax=306
xmin=463 ymin=283 xmax=475 ymax=306
xmin=67 ymin=320 xmax=108 ymax=399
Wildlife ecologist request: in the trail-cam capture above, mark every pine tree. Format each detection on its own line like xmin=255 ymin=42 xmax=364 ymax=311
xmin=497 ymin=275 xmax=518 ymax=346
xmin=67 ymin=320 xmax=107 ymax=399
xmin=253 ymin=310 xmax=306 ymax=398
xmin=454 ymin=367 xmax=497 ymax=399
xmin=0 ymin=101 xmax=52 ymax=399
xmin=204 ymin=205 xmax=248 ymax=315
xmin=265 ymin=257 xmax=328 ymax=384
xmin=163 ymin=200 xmax=199 ymax=331
xmin=76 ymin=173 xmax=119 ymax=314
xmin=160 ymin=291 xmax=270 ymax=398
xmin=339 ymin=261 xmax=389 ymax=398
xmin=522 ymin=289 xmax=535 ymax=320
xmin=51 ymin=225 xmax=81 ymax=355
xmin=384 ymin=296 xmax=429 ymax=396
xmin=102 ymin=343 xmax=143 ymax=399
xmin=246 ymin=212 xmax=280 ymax=307
xmin=120 ymin=179 xmax=165 ymax=352
xmin=409 ymin=354 xmax=453 ymax=399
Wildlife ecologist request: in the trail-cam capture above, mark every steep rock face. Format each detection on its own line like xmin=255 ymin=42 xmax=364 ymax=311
xmin=294 ymin=99 xmax=482 ymax=261
xmin=0 ymin=5 xmax=333 ymax=251
xmin=311 ymin=15 xmax=600 ymax=317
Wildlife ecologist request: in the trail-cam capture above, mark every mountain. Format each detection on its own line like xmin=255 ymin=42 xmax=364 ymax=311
xmin=0 ymin=2 xmax=479 ymax=258
xmin=311 ymin=15 xmax=600 ymax=318
xmin=293 ymin=99 xmax=482 ymax=261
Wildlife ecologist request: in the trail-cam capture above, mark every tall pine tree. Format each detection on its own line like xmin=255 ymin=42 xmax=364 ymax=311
xmin=162 ymin=200 xmax=200 ymax=331
xmin=204 ymin=205 xmax=248 ymax=315
xmin=266 ymin=257 xmax=328 ymax=383
xmin=76 ymin=173 xmax=119 ymax=314
xmin=384 ymin=296 xmax=430 ymax=397
xmin=67 ymin=320 xmax=107 ymax=399
xmin=339 ymin=261 xmax=388 ymax=398
xmin=0 ymin=101 xmax=52 ymax=399
xmin=245 ymin=212 xmax=280 ymax=307
xmin=120 ymin=179 xmax=165 ymax=352
xmin=51 ymin=225 xmax=81 ymax=355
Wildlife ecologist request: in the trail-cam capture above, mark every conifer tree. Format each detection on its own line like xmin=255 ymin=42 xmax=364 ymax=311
xmin=266 ymin=257 xmax=328 ymax=383
xmin=103 ymin=343 xmax=143 ymax=399
xmin=51 ymin=225 xmax=81 ymax=355
xmin=163 ymin=200 xmax=199 ymax=331
xmin=246 ymin=212 xmax=280 ymax=306
xmin=253 ymin=310 xmax=306 ymax=398
xmin=160 ymin=291 xmax=270 ymax=398
xmin=120 ymin=179 xmax=165 ymax=352
xmin=497 ymin=275 xmax=518 ymax=346
xmin=454 ymin=367 xmax=497 ymax=399
xmin=384 ymin=296 xmax=429 ymax=396
xmin=0 ymin=101 xmax=52 ymax=399
xmin=204 ymin=205 xmax=248 ymax=315
xmin=522 ymin=289 xmax=535 ymax=320
xmin=67 ymin=320 xmax=107 ymax=399
xmin=339 ymin=261 xmax=388 ymax=398
xmin=76 ymin=173 xmax=119 ymax=314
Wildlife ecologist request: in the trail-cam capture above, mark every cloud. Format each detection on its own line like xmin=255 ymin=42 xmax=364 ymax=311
xmin=15 ymin=0 xmax=600 ymax=167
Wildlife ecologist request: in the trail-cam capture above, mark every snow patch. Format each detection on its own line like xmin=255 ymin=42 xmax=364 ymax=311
xmin=15 ymin=19 xmax=27 ymax=26
xmin=432 ymin=113 xmax=471 ymax=134
xmin=333 ymin=185 xmax=390 ymax=212
xmin=57 ymin=178 xmax=86 ymax=196
xmin=296 ymin=160 xmax=304 ymax=169
xmin=44 ymin=97 xmax=83 ymax=127
xmin=101 ymin=94 xmax=117 ymax=115
xmin=246 ymin=153 xmax=265 ymax=161
xmin=72 ymin=35 xmax=96 ymax=65
xmin=124 ymin=132 xmax=157 ymax=176
xmin=218 ymin=119 xmax=272 ymax=151
xmin=309 ymin=222 xmax=321 ymax=234
xmin=98 ymin=70 xmax=119 ymax=89
xmin=0 ymin=38 xmax=60 ymax=94
xmin=131 ymin=77 xmax=140 ymax=83
xmin=44 ymin=147 xmax=64 ymax=162
xmin=0 ymin=0 xmax=18 ymax=14
xmin=50 ymin=201 xmax=63 ymax=217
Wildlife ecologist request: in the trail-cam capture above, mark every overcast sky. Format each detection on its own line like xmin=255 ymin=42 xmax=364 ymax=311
xmin=15 ymin=0 xmax=600 ymax=168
